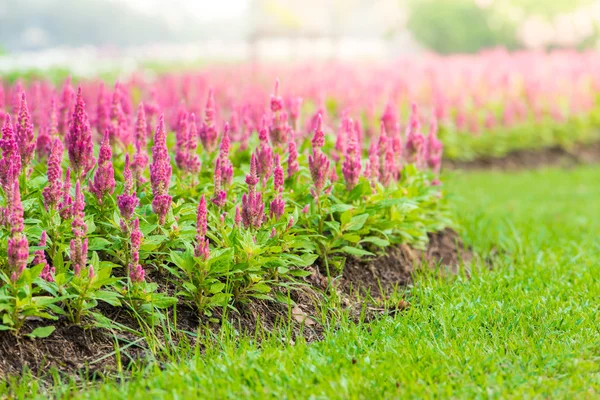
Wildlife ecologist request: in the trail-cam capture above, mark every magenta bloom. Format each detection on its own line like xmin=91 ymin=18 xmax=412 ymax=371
xmin=211 ymin=158 xmax=227 ymax=208
xmin=117 ymin=155 xmax=139 ymax=221
xmin=59 ymin=168 xmax=74 ymax=219
xmin=109 ymin=83 xmax=129 ymax=144
xmin=342 ymin=122 xmax=361 ymax=190
xmin=425 ymin=117 xmax=443 ymax=174
xmin=196 ymin=194 xmax=208 ymax=237
xmin=128 ymin=218 xmax=145 ymax=282
xmin=186 ymin=113 xmax=201 ymax=174
xmin=16 ymin=92 xmax=35 ymax=169
xmin=43 ymin=138 xmax=64 ymax=210
xmin=257 ymin=117 xmax=273 ymax=181
xmin=273 ymin=154 xmax=284 ymax=194
xmin=269 ymin=80 xmax=288 ymax=146
xmin=218 ymin=123 xmax=233 ymax=186
xmin=150 ymin=115 xmax=172 ymax=224
xmin=66 ymin=87 xmax=95 ymax=180
xmin=175 ymin=109 xmax=190 ymax=171
xmin=234 ymin=206 xmax=242 ymax=226
xmin=70 ymin=181 xmax=88 ymax=275
xmin=90 ymin=129 xmax=115 ymax=203
xmin=381 ymin=102 xmax=398 ymax=135
xmin=0 ymin=116 xmax=21 ymax=196
xmin=404 ymin=103 xmax=425 ymax=167
xmin=194 ymin=195 xmax=210 ymax=260
xmin=287 ymin=131 xmax=299 ymax=179
xmin=199 ymin=89 xmax=219 ymax=152
xmin=308 ymin=114 xmax=330 ymax=196
xmin=269 ymin=196 xmax=285 ymax=220
xmin=37 ymin=96 xmax=57 ymax=160
xmin=132 ymin=103 xmax=149 ymax=185
xmin=96 ymin=83 xmax=110 ymax=136
xmin=241 ymin=154 xmax=265 ymax=229
xmin=58 ymin=79 xmax=74 ymax=136
xmin=366 ymin=125 xmax=381 ymax=184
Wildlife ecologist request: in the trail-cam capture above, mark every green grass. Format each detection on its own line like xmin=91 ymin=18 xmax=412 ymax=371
xmin=5 ymin=166 xmax=600 ymax=399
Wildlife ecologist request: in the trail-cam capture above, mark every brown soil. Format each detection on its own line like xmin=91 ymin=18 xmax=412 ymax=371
xmin=445 ymin=141 xmax=600 ymax=171
xmin=0 ymin=228 xmax=471 ymax=378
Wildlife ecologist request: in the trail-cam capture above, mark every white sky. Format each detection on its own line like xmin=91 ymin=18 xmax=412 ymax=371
xmin=111 ymin=0 xmax=249 ymax=22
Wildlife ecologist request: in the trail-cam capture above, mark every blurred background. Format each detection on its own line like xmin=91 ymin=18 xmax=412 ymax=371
xmin=1 ymin=0 xmax=599 ymax=75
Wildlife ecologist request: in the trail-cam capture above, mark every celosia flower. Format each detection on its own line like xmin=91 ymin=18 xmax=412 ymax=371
xmin=425 ymin=117 xmax=443 ymax=174
xmin=59 ymin=168 xmax=73 ymax=219
xmin=0 ymin=116 xmax=21 ymax=196
xmin=366 ymin=125 xmax=381 ymax=184
xmin=117 ymin=154 xmax=139 ymax=221
xmin=404 ymin=103 xmax=425 ymax=167
xmin=132 ymin=103 xmax=149 ymax=185
xmin=35 ymin=231 xmax=55 ymax=282
xmin=58 ymin=78 xmax=74 ymax=135
xmin=241 ymin=153 xmax=265 ymax=229
xmin=16 ymin=92 xmax=36 ymax=169
xmin=269 ymin=79 xmax=288 ymax=146
xmin=288 ymin=97 xmax=302 ymax=131
xmin=43 ymin=138 xmax=64 ymax=210
xmin=342 ymin=122 xmax=361 ymax=190
xmin=66 ymin=87 xmax=95 ymax=180
xmin=186 ymin=113 xmax=201 ymax=174
xmin=257 ymin=117 xmax=273 ymax=181
xmin=109 ymin=83 xmax=129 ymax=144
xmin=241 ymin=190 xmax=264 ymax=229
xmin=89 ymin=129 xmax=115 ymax=203
xmin=308 ymin=114 xmax=330 ymax=196
xmin=273 ymin=154 xmax=284 ymax=193
xmin=70 ymin=181 xmax=88 ymax=275
xmin=150 ymin=115 xmax=172 ymax=225
xmin=218 ymin=123 xmax=233 ymax=186
xmin=96 ymin=83 xmax=110 ymax=135
xmin=381 ymin=101 xmax=398 ymax=135
xmin=36 ymin=97 xmax=56 ymax=160
xmin=129 ymin=218 xmax=145 ymax=282
xmin=175 ymin=109 xmax=189 ymax=171
xmin=211 ymin=158 xmax=227 ymax=208
xmin=8 ymin=233 xmax=29 ymax=283
xmin=199 ymin=89 xmax=219 ymax=152
xmin=287 ymin=130 xmax=299 ymax=179
xmin=234 ymin=206 xmax=242 ymax=226
xmin=194 ymin=195 xmax=210 ymax=260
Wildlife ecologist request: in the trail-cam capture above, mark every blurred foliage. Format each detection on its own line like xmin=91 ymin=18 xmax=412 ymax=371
xmin=406 ymin=0 xmax=520 ymax=54
xmin=504 ymin=0 xmax=596 ymax=17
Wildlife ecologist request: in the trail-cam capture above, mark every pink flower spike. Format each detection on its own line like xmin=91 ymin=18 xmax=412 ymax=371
xmin=66 ymin=87 xmax=95 ymax=180
xmin=132 ymin=103 xmax=149 ymax=185
xmin=342 ymin=123 xmax=361 ymax=190
xmin=150 ymin=114 xmax=172 ymax=224
xmin=273 ymin=154 xmax=284 ymax=193
xmin=117 ymin=155 xmax=139 ymax=221
xmin=16 ymin=92 xmax=35 ymax=169
xmin=270 ymin=78 xmax=284 ymax=113
xmin=43 ymin=138 xmax=64 ymax=210
xmin=196 ymin=194 xmax=207 ymax=237
xmin=70 ymin=181 xmax=88 ymax=274
xmin=89 ymin=128 xmax=115 ymax=203
xmin=287 ymin=130 xmax=299 ymax=179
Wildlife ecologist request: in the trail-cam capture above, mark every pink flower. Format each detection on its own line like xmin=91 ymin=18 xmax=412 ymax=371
xmin=194 ymin=195 xmax=210 ymax=259
xmin=96 ymin=83 xmax=110 ymax=136
xmin=65 ymin=87 xmax=95 ymax=180
xmin=34 ymin=231 xmax=55 ymax=282
xmin=270 ymin=79 xmax=284 ymax=113
xmin=43 ymin=138 xmax=64 ymax=210
xmin=425 ymin=117 xmax=443 ymax=174
xmin=186 ymin=113 xmax=201 ymax=174
xmin=175 ymin=109 xmax=190 ymax=171
xmin=308 ymin=114 xmax=330 ymax=196
xmin=404 ymin=103 xmax=425 ymax=167
xmin=241 ymin=191 xmax=264 ymax=229
xmin=16 ymin=92 xmax=35 ymax=169
xmin=117 ymin=154 xmax=139 ymax=220
xmin=70 ymin=181 xmax=88 ymax=275
xmin=0 ymin=116 xmax=21 ymax=196
xmin=58 ymin=78 xmax=74 ymax=136
xmin=132 ymin=103 xmax=149 ymax=185
xmin=287 ymin=130 xmax=299 ymax=179
xmin=59 ymin=168 xmax=74 ymax=219
xmin=381 ymin=102 xmax=398 ymax=136
xmin=130 ymin=264 xmax=145 ymax=283
xmin=211 ymin=158 xmax=227 ymax=208
xmin=257 ymin=117 xmax=273 ymax=181
xmin=199 ymin=89 xmax=219 ymax=152
xmin=218 ymin=123 xmax=233 ymax=186
xmin=288 ymin=97 xmax=302 ymax=131
xmin=234 ymin=206 xmax=242 ymax=226
xmin=270 ymin=195 xmax=285 ymax=220
xmin=150 ymin=115 xmax=172 ymax=224
xmin=109 ymin=83 xmax=130 ymax=144
xmin=89 ymin=129 xmax=115 ymax=203
xmin=342 ymin=121 xmax=361 ymax=190
xmin=366 ymin=124 xmax=381 ymax=184
xmin=36 ymin=97 xmax=56 ymax=160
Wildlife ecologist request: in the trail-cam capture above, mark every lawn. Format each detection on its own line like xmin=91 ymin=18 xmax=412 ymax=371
xmin=6 ymin=165 xmax=600 ymax=399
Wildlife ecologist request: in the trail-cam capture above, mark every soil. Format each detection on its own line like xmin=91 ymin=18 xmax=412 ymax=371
xmin=0 ymin=228 xmax=471 ymax=379
xmin=445 ymin=141 xmax=600 ymax=171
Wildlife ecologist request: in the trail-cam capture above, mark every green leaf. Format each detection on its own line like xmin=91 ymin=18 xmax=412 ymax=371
xmin=209 ymin=282 xmax=226 ymax=294
xmin=360 ymin=236 xmax=390 ymax=247
xmin=345 ymin=214 xmax=369 ymax=231
xmin=93 ymin=290 xmax=122 ymax=306
xmin=338 ymin=246 xmax=375 ymax=257
xmin=25 ymin=326 xmax=55 ymax=339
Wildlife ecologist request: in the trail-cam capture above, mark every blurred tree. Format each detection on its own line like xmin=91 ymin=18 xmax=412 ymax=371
xmin=406 ymin=0 xmax=520 ymax=53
